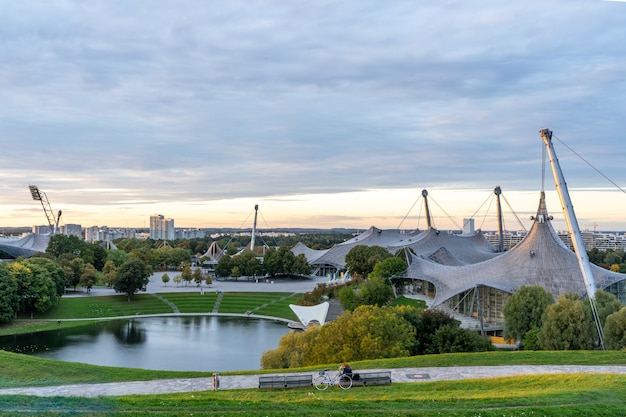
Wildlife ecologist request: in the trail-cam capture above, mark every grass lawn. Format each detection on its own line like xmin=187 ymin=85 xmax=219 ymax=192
xmin=0 ymin=292 xmax=304 ymax=335
xmin=1 ymin=373 xmax=625 ymax=416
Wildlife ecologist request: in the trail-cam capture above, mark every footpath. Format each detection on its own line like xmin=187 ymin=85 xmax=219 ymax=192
xmin=1 ymin=365 xmax=626 ymax=397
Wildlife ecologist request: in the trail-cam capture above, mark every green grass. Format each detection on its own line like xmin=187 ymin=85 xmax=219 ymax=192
xmin=29 ymin=294 xmax=173 ymax=319
xmin=158 ymin=292 xmax=219 ymax=313
xmin=1 ymin=373 xmax=626 ymax=416
xmin=217 ymin=292 xmax=297 ymax=316
xmin=389 ymin=295 xmax=427 ymax=310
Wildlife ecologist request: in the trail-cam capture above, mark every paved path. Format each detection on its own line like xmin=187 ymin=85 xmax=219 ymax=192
xmin=1 ymin=365 xmax=625 ymax=397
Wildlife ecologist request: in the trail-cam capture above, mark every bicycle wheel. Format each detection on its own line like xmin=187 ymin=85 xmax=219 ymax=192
xmin=338 ymin=374 xmax=352 ymax=390
xmin=313 ymin=375 xmax=329 ymax=391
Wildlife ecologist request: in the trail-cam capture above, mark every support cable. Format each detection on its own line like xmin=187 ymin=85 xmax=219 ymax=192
xmin=554 ymin=134 xmax=626 ymax=194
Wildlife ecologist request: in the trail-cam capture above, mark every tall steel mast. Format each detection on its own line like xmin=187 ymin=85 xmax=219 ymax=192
xmin=422 ymin=189 xmax=433 ymax=229
xmin=540 ymin=128 xmax=604 ymax=349
xmin=250 ymin=204 xmax=259 ymax=251
xmin=494 ymin=186 xmax=505 ymax=252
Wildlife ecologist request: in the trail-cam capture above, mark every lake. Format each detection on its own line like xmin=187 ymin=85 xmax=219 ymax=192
xmin=0 ymin=316 xmax=291 ymax=371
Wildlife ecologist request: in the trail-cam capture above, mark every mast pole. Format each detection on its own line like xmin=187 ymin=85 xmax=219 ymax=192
xmin=540 ymin=128 xmax=605 ymax=349
xmin=250 ymin=204 xmax=259 ymax=251
xmin=494 ymin=186 xmax=504 ymax=252
xmin=422 ymin=189 xmax=432 ymax=229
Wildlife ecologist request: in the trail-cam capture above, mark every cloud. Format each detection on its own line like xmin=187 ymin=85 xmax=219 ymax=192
xmin=1 ymin=0 xmax=625 ymax=228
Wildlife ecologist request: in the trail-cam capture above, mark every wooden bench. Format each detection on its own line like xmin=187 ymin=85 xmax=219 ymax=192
xmin=349 ymin=371 xmax=392 ymax=387
xmin=258 ymin=374 xmax=312 ymax=389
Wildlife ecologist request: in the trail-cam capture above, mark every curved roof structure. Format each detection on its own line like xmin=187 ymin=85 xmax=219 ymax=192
xmin=390 ymin=228 xmax=499 ymax=265
xmin=0 ymin=233 xmax=50 ymax=258
xmin=305 ymin=227 xmax=426 ymax=270
xmin=289 ymin=302 xmax=330 ymax=327
xmin=402 ymin=192 xmax=626 ymax=306
xmin=296 ymin=225 xmax=500 ymax=272
xmin=290 ymin=242 xmax=329 ymax=264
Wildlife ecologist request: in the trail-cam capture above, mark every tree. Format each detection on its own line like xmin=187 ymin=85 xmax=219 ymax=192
xmin=428 ymin=325 xmax=494 ymax=354
xmin=80 ymin=264 xmax=98 ymax=294
xmin=162 ymin=272 xmax=170 ymax=286
xmin=369 ymin=257 xmax=407 ymax=280
xmin=538 ymin=293 xmax=594 ymax=350
xmin=0 ymin=263 xmax=18 ymax=323
xmin=113 ymin=259 xmax=151 ymax=302
xmin=345 ymin=245 xmax=392 ymax=278
xmin=64 ymin=258 xmax=86 ymax=291
xmin=25 ymin=257 xmax=66 ymax=297
xmin=92 ymin=245 xmax=108 ymax=271
xmin=503 ymin=286 xmax=554 ymax=343
xmin=173 ymin=275 xmax=182 ymax=287
xmin=204 ymin=274 xmax=212 ymax=286
xmin=588 ymin=290 xmax=622 ymax=326
xmin=262 ymin=305 xmax=416 ymax=368
xmin=107 ymin=249 xmax=131 ymax=267
xmin=181 ymin=263 xmax=193 ymax=286
xmin=358 ymin=275 xmax=394 ymax=307
xmin=604 ymin=307 xmax=626 ymax=350
xmin=412 ymin=309 xmax=459 ymax=355
xmin=215 ymin=255 xmax=233 ymax=278
xmin=7 ymin=261 xmax=59 ymax=318
xmin=193 ymin=268 xmax=203 ymax=286
xmin=102 ymin=260 xmax=118 ymax=287
xmin=339 ymin=285 xmax=360 ymax=311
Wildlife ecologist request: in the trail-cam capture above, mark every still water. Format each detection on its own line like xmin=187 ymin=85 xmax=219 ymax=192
xmin=0 ymin=316 xmax=290 ymax=371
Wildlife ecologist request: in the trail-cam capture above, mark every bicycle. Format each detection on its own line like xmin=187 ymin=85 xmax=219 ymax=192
xmin=313 ymin=368 xmax=352 ymax=390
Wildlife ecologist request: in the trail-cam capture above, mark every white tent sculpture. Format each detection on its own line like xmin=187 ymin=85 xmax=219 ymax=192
xmin=289 ymin=302 xmax=330 ymax=328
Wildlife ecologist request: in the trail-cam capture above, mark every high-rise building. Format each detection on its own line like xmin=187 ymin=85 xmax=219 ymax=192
xmin=150 ymin=214 xmax=175 ymax=240
xmin=462 ymin=218 xmax=474 ymax=234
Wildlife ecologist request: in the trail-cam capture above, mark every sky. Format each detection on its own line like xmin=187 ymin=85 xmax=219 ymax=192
xmin=1 ymin=0 xmax=626 ymax=232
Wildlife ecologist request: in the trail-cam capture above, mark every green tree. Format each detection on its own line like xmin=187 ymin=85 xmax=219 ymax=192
xmin=113 ymin=259 xmax=151 ymax=302
xmin=107 ymin=249 xmax=130 ymax=267
xmin=102 ymin=260 xmax=117 ymax=287
xmin=412 ymin=309 xmax=459 ymax=355
xmin=0 ymin=263 xmax=19 ymax=323
xmin=538 ymin=293 xmax=594 ymax=350
xmin=162 ymin=272 xmax=170 ymax=286
xmin=589 ymin=290 xmax=622 ymax=326
xmin=369 ymin=257 xmax=407 ymax=280
xmin=345 ymin=245 xmax=392 ymax=278
xmin=428 ymin=325 xmax=494 ymax=354
xmin=303 ymin=305 xmax=415 ymax=365
xmin=339 ymin=285 xmax=360 ymax=311
xmin=79 ymin=264 xmax=98 ymax=294
xmin=25 ymin=257 xmax=66 ymax=297
xmin=92 ymin=245 xmax=108 ymax=271
xmin=358 ymin=275 xmax=394 ymax=307
xmin=204 ymin=274 xmax=212 ymax=286
xmin=604 ymin=307 xmax=626 ymax=350
xmin=8 ymin=261 xmax=59 ymax=318
xmin=503 ymin=286 xmax=554 ymax=343
xmin=215 ymin=255 xmax=233 ymax=278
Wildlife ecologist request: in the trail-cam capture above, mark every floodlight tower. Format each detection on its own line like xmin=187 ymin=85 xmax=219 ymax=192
xmin=28 ymin=185 xmax=61 ymax=234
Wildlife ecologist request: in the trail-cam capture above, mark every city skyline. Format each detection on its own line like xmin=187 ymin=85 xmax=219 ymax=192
xmin=1 ymin=1 xmax=625 ymax=231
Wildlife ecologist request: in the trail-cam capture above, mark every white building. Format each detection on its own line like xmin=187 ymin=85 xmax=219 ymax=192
xmin=150 ymin=214 xmax=175 ymax=240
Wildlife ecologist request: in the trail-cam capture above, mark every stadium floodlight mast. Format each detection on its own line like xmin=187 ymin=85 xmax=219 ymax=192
xmin=28 ymin=185 xmax=62 ymax=235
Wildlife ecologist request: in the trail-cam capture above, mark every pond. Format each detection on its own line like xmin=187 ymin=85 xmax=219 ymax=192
xmin=0 ymin=316 xmax=290 ymax=372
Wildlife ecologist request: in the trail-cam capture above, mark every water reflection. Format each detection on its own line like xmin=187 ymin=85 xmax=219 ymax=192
xmin=0 ymin=316 xmax=289 ymax=371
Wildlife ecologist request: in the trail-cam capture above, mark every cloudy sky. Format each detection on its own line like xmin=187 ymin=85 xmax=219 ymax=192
xmin=1 ymin=0 xmax=625 ymax=232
